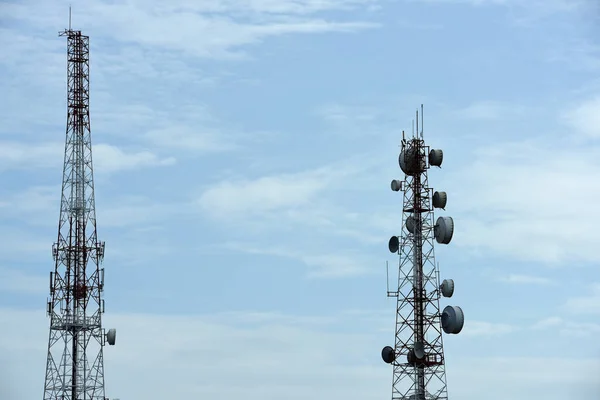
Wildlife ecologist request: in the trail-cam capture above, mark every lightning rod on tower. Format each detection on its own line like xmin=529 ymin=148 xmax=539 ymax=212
xmin=382 ymin=105 xmax=464 ymax=400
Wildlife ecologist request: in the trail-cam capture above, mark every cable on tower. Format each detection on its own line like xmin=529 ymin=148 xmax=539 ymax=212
xmin=381 ymin=105 xmax=464 ymax=400
xmin=43 ymin=12 xmax=117 ymax=400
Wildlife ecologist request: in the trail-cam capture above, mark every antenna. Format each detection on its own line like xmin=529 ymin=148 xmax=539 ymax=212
xmin=416 ymin=109 xmax=419 ymax=141
xmin=421 ymin=104 xmax=424 ymax=138
xmin=380 ymin=104 xmax=465 ymax=400
xmin=386 ymin=261 xmax=390 ymax=294
xmin=69 ymin=5 xmax=72 ymax=30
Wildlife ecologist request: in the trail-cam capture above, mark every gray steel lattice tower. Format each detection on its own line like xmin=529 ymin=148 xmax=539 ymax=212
xmin=43 ymin=25 xmax=117 ymax=400
xmin=381 ymin=106 xmax=464 ymax=400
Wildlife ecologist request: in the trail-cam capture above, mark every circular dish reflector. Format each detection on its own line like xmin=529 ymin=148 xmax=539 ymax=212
xmin=434 ymin=216 xmax=454 ymax=244
xmin=442 ymin=305 xmax=464 ymax=334
xmin=388 ymin=236 xmax=399 ymax=253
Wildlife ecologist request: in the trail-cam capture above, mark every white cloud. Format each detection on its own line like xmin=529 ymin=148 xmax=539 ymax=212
xmin=1 ymin=0 xmax=380 ymax=60
xmin=563 ymin=284 xmax=600 ymax=314
xmin=448 ymin=137 xmax=600 ymax=263
xmin=0 ymin=141 xmax=174 ymax=173
xmin=562 ymin=96 xmax=600 ymax=138
xmin=1 ymin=306 xmax=598 ymax=400
xmin=500 ymin=274 xmax=555 ymax=285
xmin=461 ymin=320 xmax=516 ymax=336
xmin=0 ymin=141 xmax=63 ymax=171
xmin=455 ymin=100 xmax=527 ymax=120
xmin=317 ymin=103 xmax=380 ymax=124
xmin=93 ymin=143 xmax=176 ymax=173
xmin=226 ymin=243 xmax=373 ymax=278
xmin=143 ymin=125 xmax=238 ymax=152
xmin=531 ymin=316 xmax=563 ymax=329
xmin=0 ymin=268 xmax=47 ymax=295
xmin=197 ymin=164 xmax=348 ymax=218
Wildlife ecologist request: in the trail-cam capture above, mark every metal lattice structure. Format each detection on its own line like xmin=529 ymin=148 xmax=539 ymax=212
xmin=43 ymin=23 xmax=116 ymax=400
xmin=382 ymin=106 xmax=463 ymax=400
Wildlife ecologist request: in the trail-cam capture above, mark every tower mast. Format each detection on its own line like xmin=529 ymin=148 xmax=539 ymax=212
xmin=43 ymin=17 xmax=116 ymax=400
xmin=382 ymin=105 xmax=464 ymax=399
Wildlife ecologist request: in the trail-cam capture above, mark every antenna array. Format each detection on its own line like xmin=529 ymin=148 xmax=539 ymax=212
xmin=381 ymin=105 xmax=464 ymax=400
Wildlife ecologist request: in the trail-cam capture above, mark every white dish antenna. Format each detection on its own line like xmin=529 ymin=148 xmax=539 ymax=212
xmin=432 ymin=191 xmax=447 ymax=209
xmin=440 ymin=279 xmax=454 ymax=298
xmin=106 ymin=328 xmax=116 ymax=346
xmin=429 ymin=149 xmax=443 ymax=167
xmin=441 ymin=305 xmax=464 ymax=334
xmin=399 ymin=147 xmax=426 ymax=175
xmin=434 ymin=216 xmax=454 ymax=244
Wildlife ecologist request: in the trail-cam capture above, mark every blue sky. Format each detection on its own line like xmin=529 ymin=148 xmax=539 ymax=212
xmin=1 ymin=0 xmax=600 ymax=398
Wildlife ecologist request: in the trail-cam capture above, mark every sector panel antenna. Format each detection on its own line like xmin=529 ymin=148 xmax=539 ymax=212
xmin=388 ymin=236 xmax=400 ymax=253
xmin=434 ymin=216 xmax=454 ymax=244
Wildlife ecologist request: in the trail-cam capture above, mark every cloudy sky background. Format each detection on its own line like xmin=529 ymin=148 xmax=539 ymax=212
xmin=1 ymin=0 xmax=600 ymax=398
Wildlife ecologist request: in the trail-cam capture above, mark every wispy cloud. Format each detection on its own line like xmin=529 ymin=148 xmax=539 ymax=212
xmin=563 ymin=284 xmax=600 ymax=314
xmin=0 ymin=268 xmax=47 ymax=295
xmin=455 ymin=100 xmax=528 ymax=120
xmin=448 ymin=137 xmax=600 ymax=264
xmin=1 ymin=0 xmax=380 ymax=60
xmin=0 ymin=141 xmax=174 ymax=174
xmin=461 ymin=321 xmax=517 ymax=337
xmin=500 ymin=274 xmax=555 ymax=286
xmin=562 ymin=96 xmax=600 ymax=138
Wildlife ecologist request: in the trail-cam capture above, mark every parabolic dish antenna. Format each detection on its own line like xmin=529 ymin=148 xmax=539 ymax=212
xmin=434 ymin=216 xmax=454 ymax=245
xmin=107 ymin=329 xmax=116 ymax=345
xmin=391 ymin=179 xmax=402 ymax=192
xmin=399 ymin=147 xmax=426 ymax=175
xmin=406 ymin=215 xmax=416 ymax=234
xmin=441 ymin=279 xmax=454 ymax=298
xmin=441 ymin=305 xmax=464 ymax=335
xmin=432 ymin=191 xmax=447 ymax=209
xmin=429 ymin=149 xmax=443 ymax=167
xmin=388 ymin=236 xmax=399 ymax=253
xmin=381 ymin=346 xmax=396 ymax=364
xmin=414 ymin=341 xmax=425 ymax=359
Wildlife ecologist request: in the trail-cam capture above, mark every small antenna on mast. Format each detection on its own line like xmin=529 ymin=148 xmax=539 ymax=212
xmin=421 ymin=104 xmax=424 ymax=138
xmin=416 ymin=109 xmax=419 ymax=140
xmin=69 ymin=5 xmax=72 ymax=30
xmin=386 ymin=261 xmax=390 ymax=294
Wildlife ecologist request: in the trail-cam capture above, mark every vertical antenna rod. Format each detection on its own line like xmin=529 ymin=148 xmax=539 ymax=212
xmin=43 ymin=18 xmax=117 ymax=400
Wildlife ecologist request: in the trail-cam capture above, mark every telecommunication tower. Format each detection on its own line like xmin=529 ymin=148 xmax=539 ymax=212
xmin=43 ymin=15 xmax=117 ymax=400
xmin=381 ymin=105 xmax=464 ymax=400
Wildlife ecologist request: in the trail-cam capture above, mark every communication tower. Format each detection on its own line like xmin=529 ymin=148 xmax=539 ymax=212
xmin=381 ymin=105 xmax=464 ymax=400
xmin=43 ymin=13 xmax=117 ymax=400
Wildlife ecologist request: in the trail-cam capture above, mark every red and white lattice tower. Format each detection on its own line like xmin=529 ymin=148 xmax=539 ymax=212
xmin=43 ymin=18 xmax=117 ymax=400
